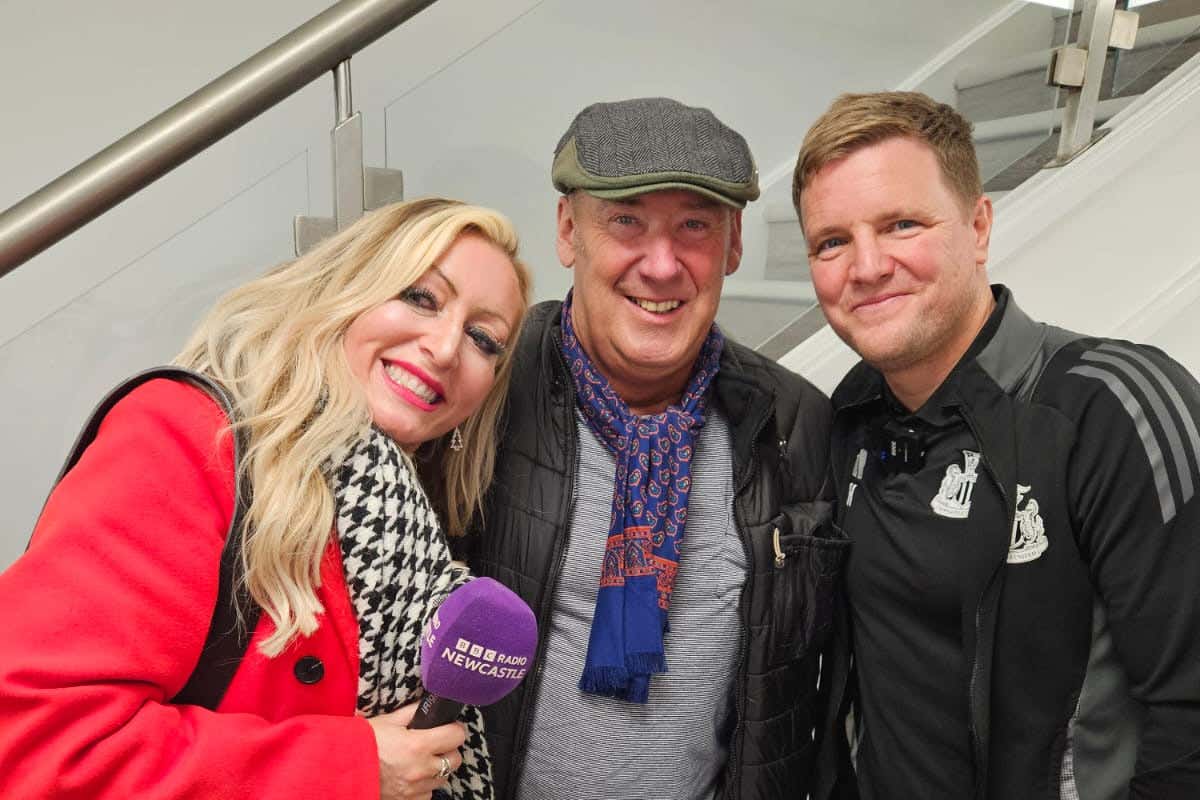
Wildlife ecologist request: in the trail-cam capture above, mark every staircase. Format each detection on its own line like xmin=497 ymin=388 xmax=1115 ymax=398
xmin=970 ymin=0 xmax=1200 ymax=191
xmin=744 ymin=0 xmax=1200 ymax=361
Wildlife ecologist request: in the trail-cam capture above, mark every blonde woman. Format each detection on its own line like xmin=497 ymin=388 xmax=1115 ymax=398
xmin=0 ymin=198 xmax=531 ymax=800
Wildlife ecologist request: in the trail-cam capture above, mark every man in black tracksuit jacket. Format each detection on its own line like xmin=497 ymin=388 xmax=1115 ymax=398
xmin=462 ymin=98 xmax=849 ymax=800
xmin=793 ymin=91 xmax=1200 ymax=798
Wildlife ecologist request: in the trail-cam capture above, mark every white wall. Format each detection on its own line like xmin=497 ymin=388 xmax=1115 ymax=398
xmin=988 ymin=53 xmax=1200 ymax=377
xmin=0 ymin=0 xmax=1011 ymax=568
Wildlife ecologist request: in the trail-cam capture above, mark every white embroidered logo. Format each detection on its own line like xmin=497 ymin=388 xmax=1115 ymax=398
xmin=1008 ymin=484 xmax=1048 ymax=564
xmin=931 ymin=450 xmax=981 ymax=519
xmin=847 ymin=448 xmax=867 ymax=508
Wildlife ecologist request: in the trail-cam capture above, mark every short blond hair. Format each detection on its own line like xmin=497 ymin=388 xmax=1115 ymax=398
xmin=793 ymin=91 xmax=981 ymax=226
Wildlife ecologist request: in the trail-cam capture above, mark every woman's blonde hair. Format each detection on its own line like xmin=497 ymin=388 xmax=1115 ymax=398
xmin=175 ymin=197 xmax=531 ymax=656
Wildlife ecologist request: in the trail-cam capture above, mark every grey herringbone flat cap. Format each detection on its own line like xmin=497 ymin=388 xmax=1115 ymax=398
xmin=551 ymin=97 xmax=760 ymax=208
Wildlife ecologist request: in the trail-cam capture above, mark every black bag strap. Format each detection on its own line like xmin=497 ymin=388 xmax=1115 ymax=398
xmin=38 ymin=367 xmax=260 ymax=710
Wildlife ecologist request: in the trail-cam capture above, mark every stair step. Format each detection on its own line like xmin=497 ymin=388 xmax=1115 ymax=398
xmin=717 ymin=293 xmax=817 ymax=352
xmin=971 ymin=93 xmax=1134 ymax=186
xmin=722 ymin=279 xmax=815 ymax=303
xmin=973 ymin=94 xmax=1135 ymax=143
xmin=755 ymin=303 xmax=829 ymax=361
xmin=983 ymin=134 xmax=1061 ymax=192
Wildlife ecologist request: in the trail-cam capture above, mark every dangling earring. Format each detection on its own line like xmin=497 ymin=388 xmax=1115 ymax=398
xmin=450 ymin=427 xmax=464 ymax=452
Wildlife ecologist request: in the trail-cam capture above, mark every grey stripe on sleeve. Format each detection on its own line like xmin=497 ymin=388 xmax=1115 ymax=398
xmin=1098 ymin=343 xmax=1200 ymax=490
xmin=1068 ymin=365 xmax=1177 ymax=524
xmin=1082 ymin=350 xmax=1194 ymax=504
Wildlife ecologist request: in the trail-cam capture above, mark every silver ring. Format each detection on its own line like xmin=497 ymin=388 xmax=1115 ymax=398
xmin=437 ymin=755 xmax=452 ymax=780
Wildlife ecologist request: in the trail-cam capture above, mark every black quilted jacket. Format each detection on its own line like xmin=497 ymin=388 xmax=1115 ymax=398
xmin=461 ymin=301 xmax=850 ymax=800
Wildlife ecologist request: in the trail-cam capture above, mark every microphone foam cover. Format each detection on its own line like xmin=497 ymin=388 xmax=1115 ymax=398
xmin=419 ymin=577 xmax=538 ymax=706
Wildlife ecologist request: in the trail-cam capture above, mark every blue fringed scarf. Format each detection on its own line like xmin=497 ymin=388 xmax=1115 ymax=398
xmin=560 ymin=295 xmax=724 ymax=703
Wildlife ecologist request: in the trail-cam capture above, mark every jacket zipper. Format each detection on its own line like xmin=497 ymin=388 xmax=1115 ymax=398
xmin=505 ymin=338 xmax=579 ymax=800
xmin=959 ymin=409 xmax=1013 ymax=800
xmin=725 ymin=404 xmax=774 ymax=799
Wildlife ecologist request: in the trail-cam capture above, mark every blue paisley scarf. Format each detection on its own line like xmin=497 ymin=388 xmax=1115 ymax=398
xmin=560 ymin=294 xmax=724 ymax=703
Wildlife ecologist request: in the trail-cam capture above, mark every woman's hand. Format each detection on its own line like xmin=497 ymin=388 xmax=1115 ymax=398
xmin=367 ymin=702 xmax=467 ymax=800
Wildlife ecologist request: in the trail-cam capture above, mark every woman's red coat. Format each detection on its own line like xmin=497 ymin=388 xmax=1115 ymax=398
xmin=0 ymin=379 xmax=380 ymax=798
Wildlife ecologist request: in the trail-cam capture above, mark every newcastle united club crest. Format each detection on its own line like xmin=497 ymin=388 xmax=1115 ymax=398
xmin=931 ymin=450 xmax=981 ymax=519
xmin=1007 ymin=483 xmax=1048 ymax=564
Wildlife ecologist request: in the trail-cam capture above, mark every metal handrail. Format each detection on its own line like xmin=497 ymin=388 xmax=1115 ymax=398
xmin=0 ymin=0 xmax=437 ymax=279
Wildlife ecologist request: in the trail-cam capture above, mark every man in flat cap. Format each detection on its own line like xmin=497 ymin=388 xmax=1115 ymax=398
xmin=461 ymin=97 xmax=849 ymax=800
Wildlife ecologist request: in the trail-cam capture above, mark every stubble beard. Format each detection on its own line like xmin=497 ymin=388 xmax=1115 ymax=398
xmin=847 ymin=282 xmax=985 ymax=378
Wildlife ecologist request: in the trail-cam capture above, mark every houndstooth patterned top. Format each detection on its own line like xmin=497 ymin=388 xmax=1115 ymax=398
xmin=333 ymin=427 xmax=492 ymax=798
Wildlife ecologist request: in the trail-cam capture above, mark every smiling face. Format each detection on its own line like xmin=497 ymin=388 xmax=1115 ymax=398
xmin=342 ymin=232 xmax=524 ymax=450
xmin=800 ymin=136 xmax=994 ymax=405
xmin=556 ymin=189 xmax=742 ymax=414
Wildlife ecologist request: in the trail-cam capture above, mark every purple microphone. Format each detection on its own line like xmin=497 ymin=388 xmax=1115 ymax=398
xmin=409 ymin=577 xmax=538 ymax=729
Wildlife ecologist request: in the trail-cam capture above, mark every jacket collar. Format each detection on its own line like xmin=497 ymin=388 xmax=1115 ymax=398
xmin=973 ymin=286 xmax=1047 ymax=396
xmin=826 ymin=285 xmax=1027 ymax=491
xmin=527 ymin=300 xmax=571 ymax=401
xmin=712 ymin=341 xmax=777 ymax=489
xmin=831 ymin=285 xmax=1044 ymax=412
xmin=529 ymin=298 xmax=773 ymax=477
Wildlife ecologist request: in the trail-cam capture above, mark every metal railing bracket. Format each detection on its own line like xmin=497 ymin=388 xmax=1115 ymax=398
xmin=1047 ymin=46 xmax=1089 ymax=87
xmin=1110 ymin=10 xmax=1140 ymax=51
xmin=294 ymin=57 xmax=405 ymax=256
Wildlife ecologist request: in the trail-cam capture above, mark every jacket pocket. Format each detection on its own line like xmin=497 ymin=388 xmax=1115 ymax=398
xmin=766 ymin=510 xmax=850 ymax=664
